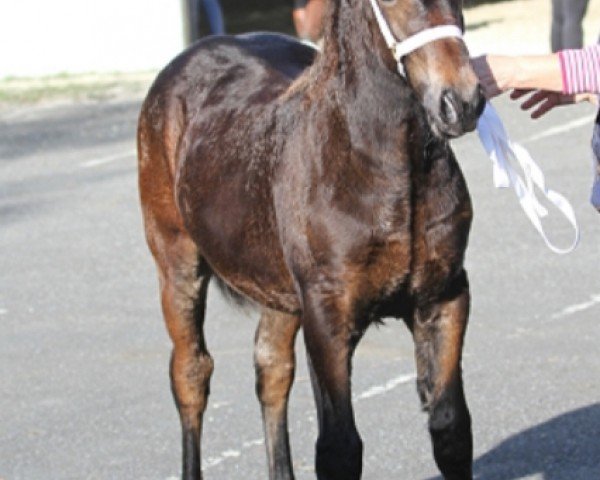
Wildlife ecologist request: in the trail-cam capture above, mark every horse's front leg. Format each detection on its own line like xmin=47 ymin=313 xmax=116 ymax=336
xmin=301 ymin=286 xmax=364 ymax=480
xmin=412 ymin=270 xmax=472 ymax=480
xmin=254 ymin=309 xmax=301 ymax=480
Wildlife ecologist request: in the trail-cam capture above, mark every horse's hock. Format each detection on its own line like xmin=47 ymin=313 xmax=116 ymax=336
xmin=137 ymin=1 xmax=485 ymax=479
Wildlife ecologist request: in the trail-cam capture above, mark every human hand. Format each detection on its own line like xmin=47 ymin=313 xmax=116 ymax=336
xmin=472 ymin=53 xmax=566 ymax=100
xmin=510 ymin=89 xmax=588 ymax=119
xmin=471 ymin=55 xmax=516 ymax=99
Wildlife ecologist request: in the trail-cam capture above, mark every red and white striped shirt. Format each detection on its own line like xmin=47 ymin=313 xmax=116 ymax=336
xmin=559 ymin=44 xmax=600 ymax=95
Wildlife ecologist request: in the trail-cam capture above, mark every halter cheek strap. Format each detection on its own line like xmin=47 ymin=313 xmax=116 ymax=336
xmin=368 ymin=0 xmax=463 ymax=77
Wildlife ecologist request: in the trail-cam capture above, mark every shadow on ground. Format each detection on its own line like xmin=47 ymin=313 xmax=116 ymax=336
xmin=426 ymin=404 xmax=600 ymax=480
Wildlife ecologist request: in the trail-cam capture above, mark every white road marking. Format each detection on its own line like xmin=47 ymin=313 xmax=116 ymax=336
xmin=80 ymin=149 xmax=135 ymax=168
xmin=354 ymin=373 xmax=416 ymax=401
xmin=211 ymin=401 xmax=232 ymax=410
xmin=186 ymin=372 xmax=416 ymax=472
xmin=202 ymin=437 xmax=263 ymax=471
xmin=552 ymin=293 xmax=600 ymax=319
xmin=222 ymin=450 xmax=241 ymax=458
xmin=523 ymin=113 xmax=597 ymax=143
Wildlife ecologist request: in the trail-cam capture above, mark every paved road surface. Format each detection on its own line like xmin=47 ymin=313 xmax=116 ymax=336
xmin=1 ymin=94 xmax=599 ymax=480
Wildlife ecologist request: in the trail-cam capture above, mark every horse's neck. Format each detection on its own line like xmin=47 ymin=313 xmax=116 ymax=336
xmin=305 ymin=4 xmax=425 ymax=180
xmin=314 ymin=2 xmax=419 ymax=139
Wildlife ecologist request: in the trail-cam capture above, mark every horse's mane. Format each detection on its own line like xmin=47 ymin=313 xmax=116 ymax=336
xmin=287 ymin=0 xmax=400 ymax=104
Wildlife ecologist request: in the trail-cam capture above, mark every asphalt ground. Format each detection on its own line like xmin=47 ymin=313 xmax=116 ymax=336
xmin=1 ymin=88 xmax=599 ymax=480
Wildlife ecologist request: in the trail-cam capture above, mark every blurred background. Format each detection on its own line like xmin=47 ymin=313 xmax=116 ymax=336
xmin=2 ymin=1 xmax=600 ymax=479
xmin=1 ymin=0 xmax=597 ymax=80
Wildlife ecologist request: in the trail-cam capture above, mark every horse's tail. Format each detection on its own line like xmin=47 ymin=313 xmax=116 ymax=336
xmin=213 ymin=276 xmax=252 ymax=309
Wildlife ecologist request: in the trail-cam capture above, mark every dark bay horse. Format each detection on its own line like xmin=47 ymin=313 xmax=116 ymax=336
xmin=138 ymin=0 xmax=485 ymax=479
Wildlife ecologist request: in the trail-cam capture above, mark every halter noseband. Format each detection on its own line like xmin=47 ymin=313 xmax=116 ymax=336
xmin=368 ymin=0 xmax=463 ymax=77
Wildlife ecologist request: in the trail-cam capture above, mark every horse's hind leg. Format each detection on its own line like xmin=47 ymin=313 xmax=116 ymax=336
xmin=139 ymin=95 xmax=213 ymax=479
xmin=254 ymin=309 xmax=301 ymax=480
xmin=412 ymin=270 xmax=472 ymax=480
xmin=149 ymin=227 xmax=213 ymax=480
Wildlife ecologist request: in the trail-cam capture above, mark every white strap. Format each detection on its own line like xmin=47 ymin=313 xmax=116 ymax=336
xmin=368 ymin=0 xmax=463 ymax=76
xmin=392 ymin=26 xmax=463 ymax=61
xmin=477 ymin=102 xmax=580 ymax=254
xmin=369 ymin=0 xmax=398 ymax=49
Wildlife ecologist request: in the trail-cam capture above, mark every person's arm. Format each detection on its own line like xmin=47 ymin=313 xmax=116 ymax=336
xmin=559 ymin=45 xmax=600 ymax=95
xmin=293 ymin=0 xmax=326 ymax=42
xmin=292 ymin=2 xmax=307 ymax=38
xmin=471 ymin=54 xmax=563 ymax=98
xmin=472 ymin=46 xmax=600 ymax=118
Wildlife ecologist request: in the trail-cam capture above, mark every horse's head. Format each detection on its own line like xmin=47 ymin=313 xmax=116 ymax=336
xmin=369 ymin=0 xmax=485 ymax=138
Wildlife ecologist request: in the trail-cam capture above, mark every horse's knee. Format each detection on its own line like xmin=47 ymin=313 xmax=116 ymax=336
xmin=255 ymin=363 xmax=295 ymax=408
xmin=429 ymin=393 xmax=463 ymax=431
xmin=315 ymin=431 xmax=363 ymax=480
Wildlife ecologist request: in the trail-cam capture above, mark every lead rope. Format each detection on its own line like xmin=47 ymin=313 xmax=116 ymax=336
xmin=477 ymin=103 xmax=580 ymax=254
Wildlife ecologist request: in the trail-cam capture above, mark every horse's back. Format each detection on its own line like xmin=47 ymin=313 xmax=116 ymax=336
xmin=140 ymin=32 xmax=316 ymax=177
xmin=232 ymin=32 xmax=317 ymax=79
xmin=144 ymin=33 xmax=315 ymax=120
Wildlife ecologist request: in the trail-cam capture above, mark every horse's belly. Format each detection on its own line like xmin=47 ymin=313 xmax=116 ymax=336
xmin=176 ymin=155 xmax=300 ymax=313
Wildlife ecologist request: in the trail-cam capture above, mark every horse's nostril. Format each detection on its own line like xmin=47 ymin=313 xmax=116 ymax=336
xmin=440 ymin=91 xmax=460 ymax=126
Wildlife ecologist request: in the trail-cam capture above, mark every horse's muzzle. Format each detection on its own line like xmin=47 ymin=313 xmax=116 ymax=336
xmin=436 ymin=86 xmax=486 ymax=138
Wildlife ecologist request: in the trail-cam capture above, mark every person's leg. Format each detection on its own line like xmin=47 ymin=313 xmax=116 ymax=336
xmin=550 ymin=0 xmax=565 ymax=52
xmin=302 ymin=0 xmax=327 ymax=43
xmin=201 ymin=0 xmax=225 ymax=35
xmin=186 ymin=0 xmax=202 ymax=44
xmin=292 ymin=0 xmax=309 ymax=39
xmin=562 ymin=0 xmax=589 ymax=49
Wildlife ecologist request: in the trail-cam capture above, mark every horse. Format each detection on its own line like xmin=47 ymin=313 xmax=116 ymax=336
xmin=137 ymin=0 xmax=485 ymax=478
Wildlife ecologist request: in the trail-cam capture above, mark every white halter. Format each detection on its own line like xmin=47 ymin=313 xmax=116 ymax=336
xmin=368 ymin=0 xmax=463 ymax=77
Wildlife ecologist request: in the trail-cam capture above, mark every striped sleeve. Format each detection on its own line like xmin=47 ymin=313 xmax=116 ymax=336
xmin=559 ymin=45 xmax=600 ymax=95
